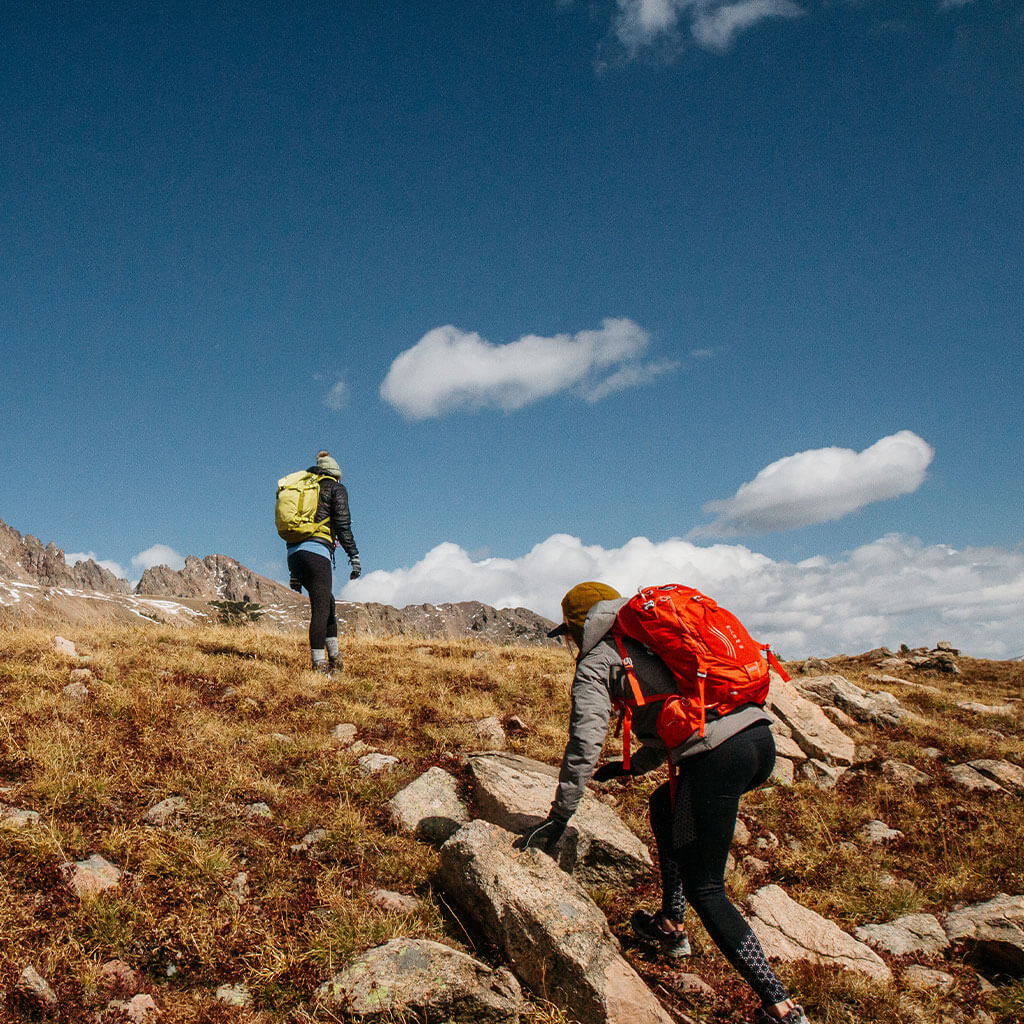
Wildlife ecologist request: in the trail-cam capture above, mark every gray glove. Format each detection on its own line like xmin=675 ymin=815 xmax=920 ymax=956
xmin=349 ymin=554 xmax=361 ymax=580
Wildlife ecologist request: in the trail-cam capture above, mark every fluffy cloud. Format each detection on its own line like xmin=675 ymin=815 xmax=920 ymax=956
xmin=380 ymin=318 xmax=670 ymax=419
xmin=342 ymin=532 xmax=1024 ymax=658
xmin=131 ymin=544 xmax=186 ymax=572
xmin=695 ymin=431 xmax=934 ymax=536
xmin=615 ymin=0 xmax=804 ymax=52
xmin=66 ymin=552 xmax=127 ymax=579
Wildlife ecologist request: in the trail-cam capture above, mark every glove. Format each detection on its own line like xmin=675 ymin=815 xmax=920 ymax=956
xmin=349 ymin=554 xmax=361 ymax=580
xmin=289 ymin=576 xmax=302 ymax=593
xmin=513 ymin=814 xmax=567 ymax=855
xmin=592 ymin=760 xmax=632 ymax=782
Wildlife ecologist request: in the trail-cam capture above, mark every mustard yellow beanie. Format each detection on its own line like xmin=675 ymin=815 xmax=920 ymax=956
xmin=558 ymin=581 xmax=621 ymax=647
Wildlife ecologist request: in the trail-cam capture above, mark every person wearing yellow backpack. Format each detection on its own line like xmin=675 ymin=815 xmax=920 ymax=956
xmin=281 ymin=451 xmax=360 ymax=674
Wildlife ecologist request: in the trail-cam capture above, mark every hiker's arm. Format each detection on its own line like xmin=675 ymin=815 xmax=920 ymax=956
xmin=550 ymin=655 xmax=611 ymax=821
xmin=330 ymin=482 xmax=358 ymax=559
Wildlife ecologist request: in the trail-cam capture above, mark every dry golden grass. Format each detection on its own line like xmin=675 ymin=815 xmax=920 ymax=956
xmin=0 ymin=623 xmax=1020 ymax=1023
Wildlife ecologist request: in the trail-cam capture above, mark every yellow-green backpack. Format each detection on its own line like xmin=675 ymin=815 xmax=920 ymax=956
xmin=275 ymin=471 xmax=328 ymax=542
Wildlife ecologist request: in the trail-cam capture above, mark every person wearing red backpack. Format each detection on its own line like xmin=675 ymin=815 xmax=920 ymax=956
xmin=515 ymin=581 xmax=808 ymax=1024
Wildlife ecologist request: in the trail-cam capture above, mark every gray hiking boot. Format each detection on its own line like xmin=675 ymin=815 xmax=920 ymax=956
xmin=312 ymin=661 xmax=334 ymax=677
xmin=630 ymin=910 xmax=692 ymax=957
xmin=753 ymin=1005 xmax=810 ymax=1024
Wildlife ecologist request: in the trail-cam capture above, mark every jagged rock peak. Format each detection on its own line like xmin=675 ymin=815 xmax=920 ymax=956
xmin=134 ymin=553 xmax=295 ymax=605
xmin=0 ymin=518 xmax=129 ymax=594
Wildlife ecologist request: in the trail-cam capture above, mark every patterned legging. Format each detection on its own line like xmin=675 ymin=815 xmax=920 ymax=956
xmin=649 ymin=722 xmax=789 ymax=1008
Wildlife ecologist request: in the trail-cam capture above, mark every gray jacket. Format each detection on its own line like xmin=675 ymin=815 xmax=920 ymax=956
xmin=550 ymin=597 xmax=772 ymax=822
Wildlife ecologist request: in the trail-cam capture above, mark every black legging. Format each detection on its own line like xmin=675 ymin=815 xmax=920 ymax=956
xmin=287 ymin=548 xmax=337 ymax=651
xmin=649 ymin=722 xmax=790 ymax=1008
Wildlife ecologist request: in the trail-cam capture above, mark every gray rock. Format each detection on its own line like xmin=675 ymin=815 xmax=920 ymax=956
xmin=290 ymin=828 xmax=329 ymax=855
xmin=797 ymin=673 xmax=921 ymax=728
xmin=229 ymin=872 xmax=250 ymax=903
xmin=947 ymin=764 xmax=1005 ymax=793
xmin=945 ymin=894 xmax=1024 ymax=973
xmin=854 ymin=913 xmax=949 ymax=956
xmin=243 ymin=801 xmax=274 ymax=819
xmin=769 ymin=757 xmax=794 ymax=785
xmin=315 ymin=937 xmax=522 ymax=1023
xmin=331 ymin=723 xmax=358 ymax=746
xmin=62 ymin=681 xmax=89 ymax=702
xmin=98 ymin=993 xmax=159 ymax=1022
xmin=53 ymin=635 xmax=79 ymax=657
xmin=769 ymin=675 xmax=855 ymax=765
xmin=0 ymin=805 xmax=41 ymax=829
xmin=957 ymin=701 xmax=1016 ymax=716
xmin=880 ymin=761 xmax=932 ymax=788
xmin=821 ymin=705 xmax=858 ymax=729
xmin=798 ymin=758 xmax=845 ymax=789
xmin=388 ymin=766 xmax=469 ymax=843
xmin=859 ymin=820 xmax=904 ymax=844
xmin=437 ymin=820 xmax=676 ymax=1024
xmin=733 ymin=818 xmax=751 ymax=846
xmin=215 ymin=984 xmax=253 ymax=1007
xmin=94 ymin=960 xmax=145 ymax=999
xmin=902 ymin=965 xmax=955 ymax=994
xmin=770 ymin=727 xmax=807 ymax=763
xmin=369 ymin=888 xmax=422 ymax=914
xmin=465 ymin=752 xmax=653 ymax=888
xmin=358 ymin=753 xmax=399 ymax=775
xmin=475 ymin=715 xmax=507 ymax=750
xmin=747 ymin=884 xmax=892 ymax=982
xmin=17 ymin=965 xmax=58 ymax=1014
xmin=63 ymin=853 xmax=122 ymax=897
xmin=142 ymin=796 xmax=189 ymax=826
xmin=967 ymin=759 xmax=1024 ymax=794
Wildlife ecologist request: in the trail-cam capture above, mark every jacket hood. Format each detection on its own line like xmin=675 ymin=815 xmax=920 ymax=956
xmin=579 ymin=596 xmax=630 ymax=657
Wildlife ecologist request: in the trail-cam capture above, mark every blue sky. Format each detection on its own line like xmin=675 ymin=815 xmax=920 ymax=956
xmin=2 ymin=1 xmax=1022 ymax=656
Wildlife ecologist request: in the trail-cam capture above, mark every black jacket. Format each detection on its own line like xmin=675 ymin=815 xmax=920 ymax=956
xmin=308 ymin=467 xmax=358 ymax=559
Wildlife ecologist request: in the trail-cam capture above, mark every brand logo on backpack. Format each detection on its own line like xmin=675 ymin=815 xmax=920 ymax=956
xmin=611 ymin=584 xmax=790 ymax=764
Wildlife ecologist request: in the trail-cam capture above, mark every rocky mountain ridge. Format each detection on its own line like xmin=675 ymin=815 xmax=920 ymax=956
xmin=0 ymin=519 xmax=556 ymax=642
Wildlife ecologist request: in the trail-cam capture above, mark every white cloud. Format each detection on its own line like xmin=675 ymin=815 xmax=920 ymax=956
xmin=131 ymin=544 xmax=186 ymax=572
xmin=690 ymin=348 xmax=715 ymax=359
xmin=324 ymin=380 xmax=350 ymax=411
xmin=380 ymin=318 xmax=671 ymax=419
xmin=695 ymin=431 xmax=934 ymax=536
xmin=341 ymin=532 xmax=1024 ymax=658
xmin=66 ymin=551 xmax=127 ymax=579
xmin=615 ymin=0 xmax=804 ymax=52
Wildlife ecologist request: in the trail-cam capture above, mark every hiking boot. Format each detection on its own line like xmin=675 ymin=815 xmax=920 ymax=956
xmin=753 ymin=1005 xmax=810 ymax=1024
xmin=311 ymin=661 xmax=334 ymax=677
xmin=630 ymin=910 xmax=691 ymax=957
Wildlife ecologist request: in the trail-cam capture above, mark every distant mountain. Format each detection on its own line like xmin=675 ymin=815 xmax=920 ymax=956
xmin=0 ymin=519 xmax=557 ymax=643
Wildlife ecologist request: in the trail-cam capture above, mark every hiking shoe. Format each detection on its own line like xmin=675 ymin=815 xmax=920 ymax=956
xmin=753 ymin=1005 xmax=810 ymax=1024
xmin=312 ymin=662 xmax=334 ymax=677
xmin=630 ymin=910 xmax=692 ymax=957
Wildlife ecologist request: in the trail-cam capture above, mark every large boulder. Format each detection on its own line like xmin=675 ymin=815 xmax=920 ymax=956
xmin=854 ymin=913 xmax=949 ymax=956
xmin=315 ymin=937 xmax=522 ymax=1022
xmin=747 ymin=884 xmax=892 ymax=983
xmin=464 ymin=752 xmax=653 ymax=888
xmin=795 ymin=674 xmax=919 ymax=729
xmin=388 ymin=767 xmax=470 ymax=843
xmin=438 ymin=820 xmax=678 ymax=1024
xmin=769 ymin=675 xmax=856 ymax=766
xmin=944 ymin=894 xmax=1024 ymax=974
xmin=967 ymin=759 xmax=1024 ymax=795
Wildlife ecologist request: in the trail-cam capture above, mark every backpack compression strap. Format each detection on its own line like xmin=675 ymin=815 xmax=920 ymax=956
xmin=761 ymin=645 xmax=791 ymax=682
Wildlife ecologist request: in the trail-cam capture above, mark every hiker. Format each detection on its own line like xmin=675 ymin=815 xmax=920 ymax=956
xmin=515 ymin=582 xmax=808 ymax=1024
xmin=282 ymin=450 xmax=360 ymax=674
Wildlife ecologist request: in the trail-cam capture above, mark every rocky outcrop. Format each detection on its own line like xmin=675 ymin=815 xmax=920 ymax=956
xmin=796 ymin=673 xmax=922 ymax=728
xmin=854 ymin=913 xmax=949 ymax=956
xmin=746 ymin=884 xmax=892 ymax=982
xmin=315 ymin=938 xmax=522 ymax=1022
xmin=769 ymin=674 xmax=856 ymax=767
xmin=438 ymin=821 xmax=677 ymax=1024
xmin=944 ymin=894 xmax=1024 ymax=973
xmin=388 ymin=767 xmax=470 ymax=842
xmin=464 ymin=752 xmax=653 ymax=888
xmin=0 ymin=518 xmax=129 ymax=592
xmin=135 ymin=553 xmax=296 ymax=605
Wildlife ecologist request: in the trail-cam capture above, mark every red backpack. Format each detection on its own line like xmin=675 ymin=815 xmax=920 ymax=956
xmin=610 ymin=584 xmax=789 ymax=769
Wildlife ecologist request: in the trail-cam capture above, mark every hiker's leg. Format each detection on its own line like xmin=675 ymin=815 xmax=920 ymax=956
xmin=650 ymin=782 xmax=687 ymax=923
xmin=672 ymin=725 xmax=790 ymax=1007
xmin=324 ymin=594 xmax=341 ymax=667
xmin=291 ymin=550 xmax=333 ymax=662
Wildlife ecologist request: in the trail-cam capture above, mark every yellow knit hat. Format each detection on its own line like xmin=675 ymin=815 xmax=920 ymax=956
xmin=549 ymin=581 xmax=621 ymax=647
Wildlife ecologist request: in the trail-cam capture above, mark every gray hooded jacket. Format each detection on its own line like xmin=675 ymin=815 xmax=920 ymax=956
xmin=550 ymin=597 xmax=772 ymax=822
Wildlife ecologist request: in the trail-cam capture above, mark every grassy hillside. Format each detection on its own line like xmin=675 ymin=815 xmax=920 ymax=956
xmin=0 ymin=624 xmax=1021 ymax=1023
